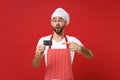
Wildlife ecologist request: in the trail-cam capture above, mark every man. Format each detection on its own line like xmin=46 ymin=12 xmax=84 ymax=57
xmin=32 ymin=8 xmax=94 ymax=80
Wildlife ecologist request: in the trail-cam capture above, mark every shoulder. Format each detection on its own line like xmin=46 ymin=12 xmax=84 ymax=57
xmin=37 ymin=35 xmax=52 ymax=45
xmin=40 ymin=35 xmax=52 ymax=40
xmin=66 ymin=35 xmax=84 ymax=46
xmin=66 ymin=35 xmax=79 ymax=41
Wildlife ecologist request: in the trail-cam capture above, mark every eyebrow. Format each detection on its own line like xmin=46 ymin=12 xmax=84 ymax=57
xmin=52 ymin=17 xmax=64 ymax=20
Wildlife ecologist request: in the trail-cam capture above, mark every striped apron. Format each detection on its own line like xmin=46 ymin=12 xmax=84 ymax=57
xmin=44 ymin=35 xmax=73 ymax=80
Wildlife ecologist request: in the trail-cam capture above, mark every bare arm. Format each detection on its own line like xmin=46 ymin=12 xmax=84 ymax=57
xmin=64 ymin=42 xmax=94 ymax=59
xmin=32 ymin=53 xmax=43 ymax=68
xmin=32 ymin=45 xmax=45 ymax=68
xmin=77 ymin=46 xmax=94 ymax=59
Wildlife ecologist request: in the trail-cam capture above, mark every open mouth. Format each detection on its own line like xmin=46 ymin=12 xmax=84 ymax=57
xmin=55 ymin=26 xmax=61 ymax=30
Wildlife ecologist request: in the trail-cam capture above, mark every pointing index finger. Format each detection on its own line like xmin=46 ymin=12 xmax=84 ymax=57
xmin=62 ymin=42 xmax=71 ymax=45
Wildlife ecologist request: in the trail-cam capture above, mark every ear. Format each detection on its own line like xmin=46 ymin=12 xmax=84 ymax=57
xmin=50 ymin=19 xmax=53 ymax=25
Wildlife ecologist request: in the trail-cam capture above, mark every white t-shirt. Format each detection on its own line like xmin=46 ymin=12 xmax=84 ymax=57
xmin=37 ymin=35 xmax=83 ymax=65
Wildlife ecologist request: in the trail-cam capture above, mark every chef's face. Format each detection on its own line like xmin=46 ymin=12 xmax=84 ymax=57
xmin=51 ymin=16 xmax=66 ymax=34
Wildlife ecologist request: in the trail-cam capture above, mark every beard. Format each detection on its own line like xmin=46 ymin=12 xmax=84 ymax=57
xmin=53 ymin=25 xmax=64 ymax=34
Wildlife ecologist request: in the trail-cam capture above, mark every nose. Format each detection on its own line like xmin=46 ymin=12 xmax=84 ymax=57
xmin=56 ymin=20 xmax=60 ymax=25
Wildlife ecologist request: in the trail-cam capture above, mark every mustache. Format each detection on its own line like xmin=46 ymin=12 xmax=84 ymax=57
xmin=55 ymin=25 xmax=60 ymax=27
xmin=54 ymin=26 xmax=61 ymax=29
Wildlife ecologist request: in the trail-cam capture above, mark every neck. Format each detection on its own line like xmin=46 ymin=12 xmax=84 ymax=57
xmin=53 ymin=31 xmax=65 ymax=42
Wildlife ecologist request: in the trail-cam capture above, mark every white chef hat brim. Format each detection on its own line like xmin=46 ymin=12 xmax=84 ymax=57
xmin=51 ymin=8 xmax=70 ymax=25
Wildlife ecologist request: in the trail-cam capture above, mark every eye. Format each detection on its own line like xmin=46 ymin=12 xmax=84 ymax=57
xmin=52 ymin=20 xmax=57 ymax=22
xmin=59 ymin=19 xmax=63 ymax=22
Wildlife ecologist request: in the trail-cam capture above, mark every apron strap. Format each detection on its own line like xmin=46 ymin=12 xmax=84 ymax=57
xmin=49 ymin=35 xmax=68 ymax=49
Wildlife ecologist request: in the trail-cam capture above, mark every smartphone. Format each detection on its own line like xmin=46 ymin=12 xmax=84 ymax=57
xmin=43 ymin=40 xmax=52 ymax=46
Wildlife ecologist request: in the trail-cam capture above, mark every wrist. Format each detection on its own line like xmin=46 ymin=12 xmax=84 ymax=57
xmin=35 ymin=51 xmax=43 ymax=57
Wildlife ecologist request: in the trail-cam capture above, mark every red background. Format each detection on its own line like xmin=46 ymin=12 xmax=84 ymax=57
xmin=0 ymin=0 xmax=120 ymax=80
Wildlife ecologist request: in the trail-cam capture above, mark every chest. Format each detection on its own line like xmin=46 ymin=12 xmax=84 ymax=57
xmin=51 ymin=39 xmax=67 ymax=49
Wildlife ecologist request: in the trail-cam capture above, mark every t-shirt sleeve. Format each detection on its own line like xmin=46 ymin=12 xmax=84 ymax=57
xmin=37 ymin=37 xmax=44 ymax=46
xmin=70 ymin=36 xmax=84 ymax=46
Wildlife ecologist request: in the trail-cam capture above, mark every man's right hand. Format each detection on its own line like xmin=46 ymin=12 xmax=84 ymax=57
xmin=36 ymin=44 xmax=45 ymax=56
